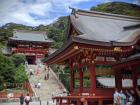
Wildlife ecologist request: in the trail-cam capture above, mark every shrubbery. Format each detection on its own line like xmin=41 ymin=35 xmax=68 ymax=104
xmin=10 ymin=54 xmax=26 ymax=67
xmin=0 ymin=50 xmax=28 ymax=91
xmin=51 ymin=65 xmax=70 ymax=91
xmin=14 ymin=64 xmax=28 ymax=83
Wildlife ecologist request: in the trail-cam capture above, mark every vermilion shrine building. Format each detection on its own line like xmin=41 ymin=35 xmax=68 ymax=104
xmin=8 ymin=30 xmax=53 ymax=64
xmin=43 ymin=9 xmax=140 ymax=105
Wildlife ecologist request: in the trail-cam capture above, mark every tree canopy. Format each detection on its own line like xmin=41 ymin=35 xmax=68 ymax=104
xmin=0 ymin=52 xmax=27 ymax=91
xmin=0 ymin=53 xmax=15 ymax=83
xmin=90 ymin=2 xmax=140 ymax=17
xmin=10 ymin=54 xmax=26 ymax=67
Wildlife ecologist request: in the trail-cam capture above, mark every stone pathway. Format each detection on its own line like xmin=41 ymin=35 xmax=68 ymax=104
xmin=28 ymin=65 xmax=67 ymax=101
xmin=0 ymin=101 xmax=56 ymax=105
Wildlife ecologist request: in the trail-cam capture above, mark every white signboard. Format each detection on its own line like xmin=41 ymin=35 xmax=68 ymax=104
xmin=122 ymin=79 xmax=133 ymax=87
xmin=82 ymin=93 xmax=89 ymax=96
xmin=137 ymin=78 xmax=140 ymax=86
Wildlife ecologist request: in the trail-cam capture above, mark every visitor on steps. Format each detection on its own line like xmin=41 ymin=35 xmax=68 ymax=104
xmin=37 ymin=82 xmax=41 ymax=89
xmin=24 ymin=93 xmax=31 ymax=105
xmin=113 ymin=88 xmax=120 ymax=105
xmin=134 ymin=87 xmax=140 ymax=105
xmin=25 ymin=61 xmax=28 ymax=68
xmin=44 ymin=74 xmax=47 ymax=80
xmin=19 ymin=93 xmax=24 ymax=105
xmin=119 ymin=90 xmax=126 ymax=105
xmin=125 ymin=89 xmax=134 ymax=105
xmin=29 ymin=68 xmax=33 ymax=76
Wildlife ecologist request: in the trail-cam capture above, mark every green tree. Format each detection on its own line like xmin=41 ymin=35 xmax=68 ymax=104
xmin=14 ymin=64 xmax=28 ymax=83
xmin=47 ymin=16 xmax=68 ymax=48
xmin=0 ymin=53 xmax=15 ymax=83
xmin=10 ymin=54 xmax=26 ymax=67
xmin=0 ymin=22 xmax=33 ymax=44
xmin=48 ymin=27 xmax=66 ymax=48
xmin=0 ymin=75 xmax=4 ymax=91
xmin=51 ymin=65 xmax=70 ymax=91
xmin=0 ymin=43 xmax=3 ymax=53
xmin=91 ymin=2 xmax=140 ymax=17
xmin=0 ymin=53 xmax=28 ymax=90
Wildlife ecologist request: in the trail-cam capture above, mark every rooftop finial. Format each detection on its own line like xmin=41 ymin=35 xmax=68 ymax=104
xmin=69 ymin=7 xmax=78 ymax=18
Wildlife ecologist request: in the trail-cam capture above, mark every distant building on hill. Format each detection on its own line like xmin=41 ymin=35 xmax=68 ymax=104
xmin=7 ymin=29 xmax=53 ymax=64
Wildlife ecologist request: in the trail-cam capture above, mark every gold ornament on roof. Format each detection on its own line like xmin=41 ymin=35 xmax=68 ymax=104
xmin=74 ymin=46 xmax=79 ymax=50
xmin=114 ymin=47 xmax=122 ymax=52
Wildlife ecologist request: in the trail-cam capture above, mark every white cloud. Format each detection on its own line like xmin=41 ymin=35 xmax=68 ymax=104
xmin=0 ymin=0 xmax=139 ymax=26
xmin=0 ymin=0 xmax=93 ymax=26
xmin=133 ymin=0 xmax=140 ymax=5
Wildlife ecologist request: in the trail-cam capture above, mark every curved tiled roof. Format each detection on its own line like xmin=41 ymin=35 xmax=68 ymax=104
xmin=10 ymin=30 xmax=53 ymax=43
xmin=43 ymin=9 xmax=140 ymax=63
xmin=70 ymin=9 xmax=140 ymax=44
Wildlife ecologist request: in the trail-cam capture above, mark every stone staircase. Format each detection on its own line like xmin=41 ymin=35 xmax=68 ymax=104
xmin=28 ymin=64 xmax=67 ymax=101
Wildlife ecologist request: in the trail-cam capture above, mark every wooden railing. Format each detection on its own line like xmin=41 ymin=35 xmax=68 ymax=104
xmin=23 ymin=82 xmax=34 ymax=96
xmin=53 ymin=95 xmax=113 ymax=105
xmin=12 ymin=48 xmax=48 ymax=54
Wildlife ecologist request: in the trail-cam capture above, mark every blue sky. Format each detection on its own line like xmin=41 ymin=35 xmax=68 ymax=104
xmin=0 ymin=0 xmax=139 ymax=26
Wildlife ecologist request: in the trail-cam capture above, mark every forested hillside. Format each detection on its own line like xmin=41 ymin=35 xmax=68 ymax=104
xmin=91 ymin=2 xmax=140 ymax=17
xmin=0 ymin=2 xmax=140 ymax=49
xmin=0 ymin=16 xmax=68 ymax=48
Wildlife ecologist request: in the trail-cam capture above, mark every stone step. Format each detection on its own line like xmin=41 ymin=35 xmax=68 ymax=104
xmin=27 ymin=64 xmax=66 ymax=101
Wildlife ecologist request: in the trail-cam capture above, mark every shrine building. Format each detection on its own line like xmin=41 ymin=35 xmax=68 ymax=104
xmin=43 ymin=9 xmax=140 ymax=105
xmin=8 ymin=30 xmax=53 ymax=64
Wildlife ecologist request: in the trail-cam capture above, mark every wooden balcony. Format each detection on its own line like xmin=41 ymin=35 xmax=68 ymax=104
xmin=12 ymin=48 xmax=48 ymax=54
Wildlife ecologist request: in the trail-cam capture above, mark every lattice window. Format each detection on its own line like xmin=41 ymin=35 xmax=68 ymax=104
xmin=82 ymin=65 xmax=91 ymax=88
xmin=95 ymin=56 xmax=105 ymax=61
xmin=106 ymin=57 xmax=116 ymax=61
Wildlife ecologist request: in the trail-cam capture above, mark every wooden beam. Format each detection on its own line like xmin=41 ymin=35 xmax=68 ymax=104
xmin=79 ymin=63 xmax=83 ymax=95
xmin=70 ymin=63 xmax=74 ymax=94
xmin=90 ymin=62 xmax=96 ymax=95
xmin=132 ymin=66 xmax=137 ymax=89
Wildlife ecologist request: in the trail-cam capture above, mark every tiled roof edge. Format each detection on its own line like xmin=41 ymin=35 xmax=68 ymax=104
xmin=70 ymin=8 xmax=140 ymax=21
xmin=13 ymin=29 xmax=47 ymax=34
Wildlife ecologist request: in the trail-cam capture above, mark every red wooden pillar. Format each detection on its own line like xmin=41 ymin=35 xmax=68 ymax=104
xmin=77 ymin=99 xmax=81 ymax=105
xmin=132 ymin=67 xmax=137 ymax=89
xmin=33 ymin=56 xmax=36 ymax=64
xmin=79 ymin=63 xmax=83 ymax=95
xmin=56 ymin=99 xmax=59 ymax=105
xmin=60 ymin=98 xmax=62 ymax=105
xmin=70 ymin=64 xmax=74 ymax=94
xmin=98 ymin=99 xmax=103 ymax=105
xmin=90 ymin=62 xmax=96 ymax=95
xmin=115 ymin=74 xmax=118 ymax=89
xmin=115 ymin=74 xmax=122 ymax=90
xmin=114 ymin=68 xmax=122 ymax=90
xmin=67 ymin=98 xmax=70 ymax=105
